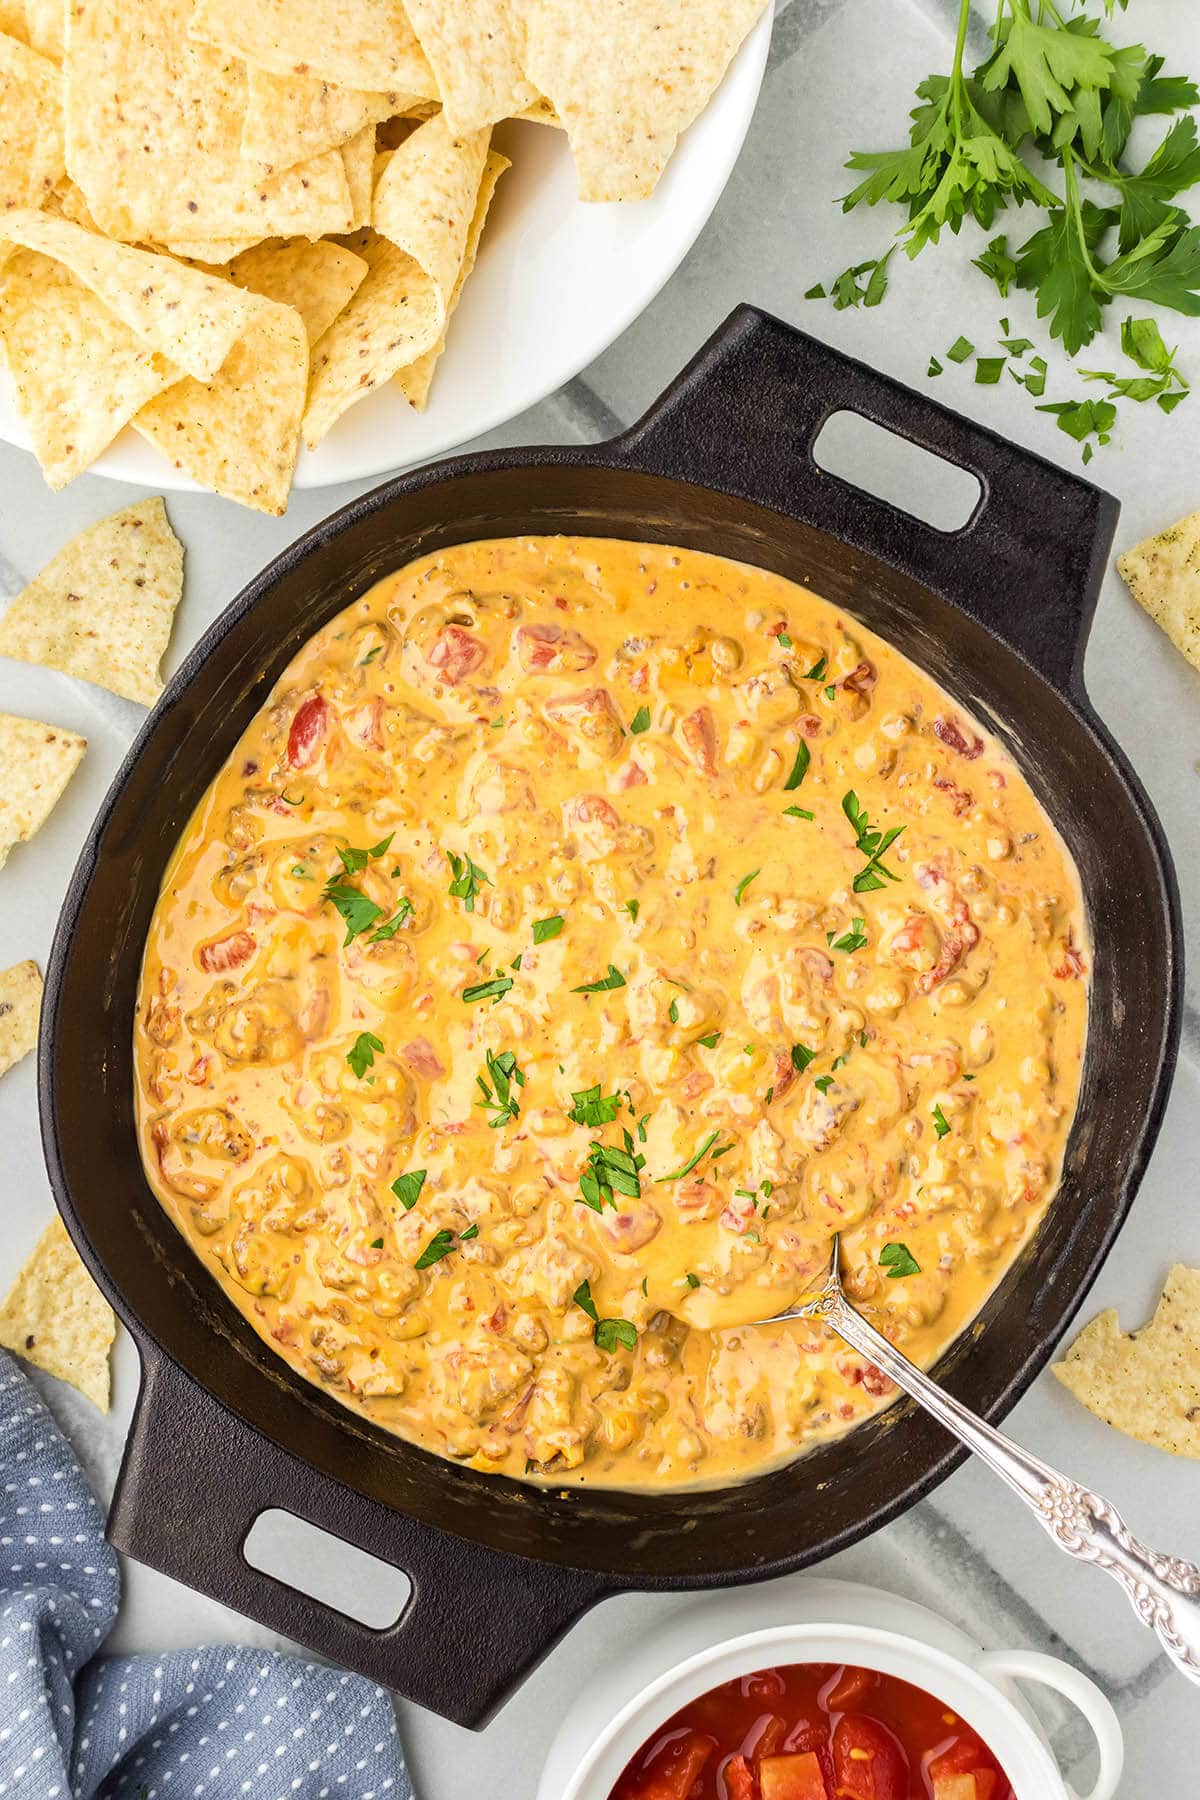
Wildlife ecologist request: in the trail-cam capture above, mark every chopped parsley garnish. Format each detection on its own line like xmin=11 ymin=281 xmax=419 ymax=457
xmin=824 ymin=684 xmax=837 ymax=702
xmin=579 ymin=1134 xmax=645 ymax=1211
xmin=594 ymin=1317 xmax=638 ymax=1353
xmin=624 ymin=898 xmax=640 ymax=923
xmin=568 ymin=1084 xmax=622 ymax=1128
xmin=947 ymin=336 xmax=975 ymax=364
xmin=335 ymin=835 xmax=394 ymax=874
xmin=813 ymin=1075 xmax=835 ymax=1094
xmin=447 ymin=851 xmax=490 ymax=912
xmin=975 ymin=356 xmax=1007 ymax=385
xmin=734 ymin=869 xmax=761 ymax=906
xmin=462 ymin=974 xmax=514 ymax=1004
xmin=368 ymin=896 xmax=414 ymax=942
xmin=880 ymin=1242 xmax=921 ymax=1279
xmin=791 ymin=1043 xmax=815 ymax=1073
xmin=476 ymin=1048 xmax=525 ymax=1128
xmin=511 ymin=953 xmax=523 ymax=970
xmin=928 ymin=356 xmax=943 ymax=377
xmin=777 ymin=631 xmax=793 ymax=648
xmin=685 ymin=1272 xmax=701 ymax=1289
xmin=347 ymin=1031 xmax=383 ymax=1079
xmin=932 ymin=1103 xmax=951 ymax=1139
xmin=415 ymin=1228 xmax=457 ymax=1270
xmin=323 ymin=882 xmax=385 ymax=946
xmin=290 ymin=864 xmax=312 ymax=879
xmin=804 ymin=655 xmax=827 ymax=680
xmin=828 ymin=915 xmax=868 ymax=953
xmin=572 ymin=1278 xmax=599 ymax=1321
xmin=668 ymin=997 xmax=680 ymax=1024
xmin=783 ymin=741 xmax=811 ymax=791
xmin=369 ymin=1236 xmax=384 ymax=1248
xmin=460 ymin=1223 xmax=479 ymax=1241
xmin=656 ymin=1129 xmax=720 ymax=1184
xmin=784 ymin=805 xmax=814 ymax=821
xmin=573 ymin=964 xmax=626 ymax=994
xmin=359 ymin=645 xmax=382 ymax=666
xmin=532 ymin=914 xmax=565 ymax=944
xmin=391 ymin=1169 xmax=427 ymax=1211
xmin=842 ymin=790 xmax=904 ymax=893
xmin=764 ymin=1084 xmax=775 ymax=1105
xmin=630 ymin=706 xmax=651 ymax=734
xmin=832 ymin=1049 xmax=851 ymax=1070
xmin=697 ymin=1032 xmax=721 ymax=1050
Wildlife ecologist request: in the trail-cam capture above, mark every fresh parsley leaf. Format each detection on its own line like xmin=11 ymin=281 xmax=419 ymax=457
xmin=579 ymin=1138 xmax=645 ymax=1210
xmin=813 ymin=1074 xmax=835 ymax=1094
xmin=685 ymin=1272 xmax=701 ymax=1289
xmin=932 ymin=1102 xmax=951 ymax=1138
xmin=972 ymin=234 xmax=1018 ymax=296
xmin=624 ymin=898 xmax=640 ymax=923
xmin=347 ymin=1031 xmax=383 ymax=1078
xmin=784 ymin=804 xmax=815 ymax=820
xmin=370 ymin=1236 xmax=384 ymax=1249
xmin=415 ymin=1228 xmax=456 ymax=1270
xmin=1122 ymin=313 xmax=1174 ymax=372
xmin=804 ymin=655 xmax=827 ymax=680
xmin=776 ymin=631 xmax=793 ymax=648
xmin=880 ymin=1241 xmax=921 ymax=1279
xmin=697 ymin=1032 xmax=721 ymax=1049
xmin=668 ymin=997 xmax=680 ymax=1025
xmin=842 ymin=790 xmax=904 ymax=892
xmin=805 ymin=281 xmax=827 ymax=299
xmin=323 ymin=882 xmax=384 ymax=946
xmin=447 ymin=851 xmax=490 ymax=913
xmin=460 ymin=1223 xmax=479 ymax=1241
xmin=980 ymin=11 xmax=1119 ymax=142
xmin=368 ymin=896 xmax=414 ymax=942
xmin=783 ymin=741 xmax=811 ymax=790
xmin=630 ymin=706 xmax=651 ymax=734
xmin=594 ymin=1317 xmax=638 ymax=1354
xmin=928 ymin=356 xmax=944 ymax=377
xmin=1037 ymin=395 xmax=1117 ymax=458
xmin=791 ymin=1043 xmax=816 ymax=1073
xmin=572 ymin=1278 xmax=599 ymax=1322
xmin=462 ymin=974 xmax=514 ymax=1004
xmin=568 ymin=1084 xmax=622 ymax=1127
xmin=391 ymin=1169 xmax=427 ymax=1211
xmin=475 ymin=1048 xmax=525 ymax=1128
xmin=532 ymin=914 xmax=565 ymax=944
xmin=975 ymin=356 xmax=1007 ymax=384
xmin=573 ymin=964 xmax=626 ymax=994
xmin=828 ymin=915 xmax=868 ymax=953
xmin=359 ymin=644 xmax=382 ymax=666
xmin=656 ymin=1130 xmax=720 ymax=1183
xmin=947 ymin=336 xmax=975 ymax=363
xmin=734 ymin=869 xmax=760 ymax=906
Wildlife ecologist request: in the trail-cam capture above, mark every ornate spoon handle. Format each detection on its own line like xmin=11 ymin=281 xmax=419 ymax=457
xmin=818 ymin=1285 xmax=1200 ymax=1683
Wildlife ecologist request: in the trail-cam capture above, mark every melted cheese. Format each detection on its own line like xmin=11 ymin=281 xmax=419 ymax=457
xmin=134 ymin=537 xmax=1088 ymax=1488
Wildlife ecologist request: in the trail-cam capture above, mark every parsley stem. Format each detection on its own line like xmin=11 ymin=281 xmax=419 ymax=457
xmin=949 ymin=0 xmax=970 ymax=133
xmin=1062 ymin=149 xmax=1103 ymax=287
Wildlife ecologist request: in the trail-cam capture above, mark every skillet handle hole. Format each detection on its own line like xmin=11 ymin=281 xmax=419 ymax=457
xmin=811 ymin=410 xmax=982 ymax=533
xmin=242 ymin=1508 xmax=411 ymax=1630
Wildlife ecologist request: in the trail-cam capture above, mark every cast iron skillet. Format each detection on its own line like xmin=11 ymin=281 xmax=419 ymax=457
xmin=41 ymin=308 xmax=1181 ymax=1727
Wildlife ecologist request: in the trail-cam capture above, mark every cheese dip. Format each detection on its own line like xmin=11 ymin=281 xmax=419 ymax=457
xmin=134 ymin=538 xmax=1088 ymax=1488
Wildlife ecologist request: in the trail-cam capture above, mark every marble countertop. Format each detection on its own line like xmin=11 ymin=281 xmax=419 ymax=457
xmin=2 ymin=0 xmax=1198 ymax=1794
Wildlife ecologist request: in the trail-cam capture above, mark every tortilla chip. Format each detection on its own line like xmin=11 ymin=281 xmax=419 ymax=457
xmin=302 ymin=232 xmax=442 ymax=447
xmin=517 ymin=96 xmax=560 ymax=126
xmin=1054 ymin=1266 xmax=1200 ymax=1457
xmin=0 ymin=31 xmax=65 ymax=214
xmin=403 ymin=0 xmax=533 ymax=133
xmin=136 ymin=297 xmax=307 ymax=513
xmin=242 ymin=64 xmax=407 ymax=174
xmin=0 ymin=712 xmax=85 ymax=869
xmin=372 ymin=110 xmax=489 ymax=302
xmin=23 ymin=0 xmax=62 ymax=59
xmin=66 ymin=0 xmax=354 ymax=243
xmin=0 ymin=248 xmax=178 ymax=486
xmin=1118 ymin=511 xmax=1200 ymax=672
xmin=0 ymin=959 xmax=41 ymax=1076
xmin=396 ymin=148 xmax=508 ymax=409
xmin=229 ymin=238 xmax=367 ymax=344
xmin=0 ymin=1216 xmax=115 ymax=1410
xmin=162 ymin=234 xmax=265 ymax=265
xmin=0 ymin=208 xmax=254 ymax=379
xmin=341 ymin=124 xmax=378 ymax=229
xmin=0 ymin=497 xmax=183 ymax=703
xmin=188 ymin=0 xmax=437 ymax=98
xmin=522 ymin=0 xmax=767 ymax=200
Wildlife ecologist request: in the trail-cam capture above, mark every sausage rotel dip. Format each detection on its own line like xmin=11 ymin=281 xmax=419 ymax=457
xmin=134 ymin=538 xmax=1088 ymax=1488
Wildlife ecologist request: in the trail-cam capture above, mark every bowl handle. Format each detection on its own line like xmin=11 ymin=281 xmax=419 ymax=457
xmin=973 ymin=1648 xmax=1124 ymax=1800
xmin=611 ymin=304 xmax=1119 ymax=697
xmin=107 ymin=1350 xmax=608 ymax=1727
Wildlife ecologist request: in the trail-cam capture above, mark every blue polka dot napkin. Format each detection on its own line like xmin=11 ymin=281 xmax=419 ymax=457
xmin=0 ymin=1353 xmax=413 ymax=1799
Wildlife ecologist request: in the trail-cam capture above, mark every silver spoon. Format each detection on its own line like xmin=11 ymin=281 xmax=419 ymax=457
xmin=682 ymin=1236 xmax=1200 ymax=1683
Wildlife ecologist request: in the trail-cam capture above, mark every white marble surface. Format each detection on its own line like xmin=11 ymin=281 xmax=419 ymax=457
xmin=2 ymin=0 xmax=1199 ymax=1794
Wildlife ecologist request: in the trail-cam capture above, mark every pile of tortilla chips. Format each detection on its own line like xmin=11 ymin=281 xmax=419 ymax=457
xmin=0 ymin=0 xmax=768 ymax=512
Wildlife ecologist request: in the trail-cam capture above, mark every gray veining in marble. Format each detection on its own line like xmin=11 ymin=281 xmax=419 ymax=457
xmin=1 ymin=0 xmax=1198 ymax=1794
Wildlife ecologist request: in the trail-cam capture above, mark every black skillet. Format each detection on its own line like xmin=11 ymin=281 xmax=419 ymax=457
xmin=40 ymin=307 xmax=1181 ymax=1726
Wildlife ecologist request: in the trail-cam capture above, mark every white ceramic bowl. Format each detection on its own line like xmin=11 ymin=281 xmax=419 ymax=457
xmin=538 ymin=1577 xmax=1123 ymax=1800
xmin=0 ymin=9 xmax=773 ymax=494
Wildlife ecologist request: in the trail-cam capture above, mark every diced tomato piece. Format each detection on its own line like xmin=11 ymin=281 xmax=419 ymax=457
xmin=680 ymin=705 xmax=719 ymax=775
xmin=929 ymin=1739 xmax=993 ymax=1779
xmin=831 ymin=1714 xmax=907 ymax=1800
xmin=426 ymin=624 xmax=487 ymax=684
xmin=823 ymin=1666 xmax=877 ymax=1711
xmin=198 ymin=929 xmax=256 ymax=973
xmin=759 ymin=1750 xmax=829 ymax=1800
xmin=724 ymin=1754 xmax=756 ymax=1800
xmin=630 ymin=1730 xmax=714 ymax=1800
xmin=286 ymin=694 xmax=329 ymax=768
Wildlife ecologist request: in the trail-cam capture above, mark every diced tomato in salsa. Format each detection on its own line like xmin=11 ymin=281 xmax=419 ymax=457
xmin=609 ymin=1664 xmax=1012 ymax=1800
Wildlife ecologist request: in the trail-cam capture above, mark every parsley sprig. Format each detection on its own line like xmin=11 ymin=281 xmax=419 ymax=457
xmin=447 ymin=851 xmax=489 ymax=912
xmin=475 ymin=1048 xmax=525 ymax=1128
xmin=579 ymin=1131 xmax=645 ymax=1211
xmin=842 ymin=791 xmax=905 ymax=893
xmin=572 ymin=1280 xmax=638 ymax=1354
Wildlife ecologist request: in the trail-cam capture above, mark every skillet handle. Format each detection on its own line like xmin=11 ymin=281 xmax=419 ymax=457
xmin=107 ymin=1351 xmax=607 ymax=1727
xmin=612 ymin=304 xmax=1119 ymax=696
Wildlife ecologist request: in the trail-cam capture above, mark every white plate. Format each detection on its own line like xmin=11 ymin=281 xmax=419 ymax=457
xmin=0 ymin=10 xmax=773 ymax=495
